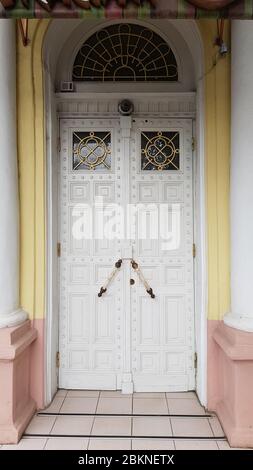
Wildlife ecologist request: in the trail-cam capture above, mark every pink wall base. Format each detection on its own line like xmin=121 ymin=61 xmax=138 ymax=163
xmin=208 ymin=320 xmax=253 ymax=448
xmin=0 ymin=320 xmax=37 ymax=444
xmin=30 ymin=319 xmax=45 ymax=410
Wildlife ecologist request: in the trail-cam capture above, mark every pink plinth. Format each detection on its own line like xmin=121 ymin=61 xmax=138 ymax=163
xmin=208 ymin=320 xmax=253 ymax=448
xmin=0 ymin=320 xmax=37 ymax=444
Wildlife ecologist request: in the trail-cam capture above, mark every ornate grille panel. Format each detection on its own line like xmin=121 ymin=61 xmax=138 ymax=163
xmin=73 ymin=131 xmax=111 ymax=171
xmin=141 ymin=131 xmax=180 ymax=171
xmin=72 ymin=23 xmax=178 ymax=82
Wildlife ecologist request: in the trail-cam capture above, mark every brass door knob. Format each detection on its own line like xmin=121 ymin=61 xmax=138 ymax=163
xmin=130 ymin=279 xmax=135 ymax=285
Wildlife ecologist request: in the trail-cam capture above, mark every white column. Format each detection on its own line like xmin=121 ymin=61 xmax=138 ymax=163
xmin=224 ymin=21 xmax=253 ymax=332
xmin=0 ymin=20 xmax=27 ymax=328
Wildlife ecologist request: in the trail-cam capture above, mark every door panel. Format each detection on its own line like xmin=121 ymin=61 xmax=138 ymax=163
xmin=59 ymin=118 xmax=123 ymax=389
xmin=130 ymin=119 xmax=195 ymax=391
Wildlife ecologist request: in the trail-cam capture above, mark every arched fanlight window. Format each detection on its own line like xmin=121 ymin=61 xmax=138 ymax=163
xmin=72 ymin=23 xmax=178 ymax=82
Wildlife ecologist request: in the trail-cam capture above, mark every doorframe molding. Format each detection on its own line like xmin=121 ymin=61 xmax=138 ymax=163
xmin=44 ymin=21 xmax=207 ymax=407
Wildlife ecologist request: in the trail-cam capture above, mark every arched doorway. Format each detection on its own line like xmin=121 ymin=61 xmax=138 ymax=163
xmin=43 ymin=19 xmax=207 ymax=404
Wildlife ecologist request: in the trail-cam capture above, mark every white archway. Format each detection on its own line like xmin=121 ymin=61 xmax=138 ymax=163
xmin=42 ymin=19 xmax=207 ymax=406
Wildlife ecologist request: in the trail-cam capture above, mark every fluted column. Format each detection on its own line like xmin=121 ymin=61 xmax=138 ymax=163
xmin=224 ymin=20 xmax=253 ymax=332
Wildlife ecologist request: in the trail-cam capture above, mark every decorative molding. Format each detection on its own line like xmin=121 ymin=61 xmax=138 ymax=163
xmin=0 ymin=309 xmax=28 ymax=329
xmin=224 ymin=313 xmax=253 ymax=334
xmin=0 ymin=0 xmax=245 ymax=18
xmin=1 ymin=0 xmax=157 ymax=11
xmin=188 ymin=0 xmax=235 ymax=10
xmin=44 ymin=19 xmax=207 ymax=405
xmin=214 ymin=322 xmax=253 ymax=360
xmin=0 ymin=0 xmax=235 ymax=12
xmin=56 ymin=93 xmax=196 ymax=118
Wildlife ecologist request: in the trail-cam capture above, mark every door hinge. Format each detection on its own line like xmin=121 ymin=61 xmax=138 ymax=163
xmin=194 ymin=352 xmax=198 ymax=370
xmin=57 ymin=242 xmax=61 ymax=257
xmin=58 ymin=137 xmax=61 ymax=152
xmin=56 ymin=351 xmax=60 ymax=368
xmin=193 ymin=243 xmax=196 ymax=259
xmin=192 ymin=137 xmax=196 ymax=152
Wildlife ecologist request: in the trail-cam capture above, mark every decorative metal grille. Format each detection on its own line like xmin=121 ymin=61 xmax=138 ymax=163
xmin=72 ymin=131 xmax=111 ymax=171
xmin=141 ymin=131 xmax=180 ymax=171
xmin=72 ymin=23 xmax=178 ymax=82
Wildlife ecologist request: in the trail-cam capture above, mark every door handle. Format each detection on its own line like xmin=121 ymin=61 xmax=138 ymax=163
xmin=98 ymin=259 xmax=123 ymax=297
xmin=98 ymin=258 xmax=156 ymax=299
xmin=131 ymin=259 xmax=156 ymax=299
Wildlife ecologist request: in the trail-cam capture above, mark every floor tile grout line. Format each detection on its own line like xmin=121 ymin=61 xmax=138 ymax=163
xmin=23 ymin=433 xmax=227 ymax=440
xmin=48 ymin=414 xmax=57 ymax=436
xmin=165 ymin=392 xmax=171 ymax=415
xmin=43 ymin=438 xmax=49 ymax=451
xmin=207 ymin=416 xmax=218 ymax=439
xmin=58 ymin=391 xmax=67 ymax=414
xmin=214 ymin=441 xmax=220 ymax=450
xmin=208 ymin=417 xmax=216 ymax=438
xmin=37 ymin=412 xmax=214 ymax=418
xmin=208 ymin=416 xmax=225 ymax=439
xmin=88 ymin=391 xmax=100 ymax=447
xmin=170 ymin=415 xmax=174 ymax=439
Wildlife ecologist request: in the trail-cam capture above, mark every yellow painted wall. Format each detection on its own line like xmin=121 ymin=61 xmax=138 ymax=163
xmin=17 ymin=20 xmax=49 ymax=320
xmin=17 ymin=19 xmax=230 ymax=322
xmin=198 ymin=21 xmax=231 ymax=321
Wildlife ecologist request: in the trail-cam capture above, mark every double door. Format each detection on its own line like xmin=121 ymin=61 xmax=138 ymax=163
xmin=59 ymin=116 xmax=195 ymax=392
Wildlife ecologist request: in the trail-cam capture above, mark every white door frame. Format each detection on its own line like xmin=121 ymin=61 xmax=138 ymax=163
xmin=43 ymin=19 xmax=207 ymax=407
xmin=44 ymin=90 xmax=207 ymax=405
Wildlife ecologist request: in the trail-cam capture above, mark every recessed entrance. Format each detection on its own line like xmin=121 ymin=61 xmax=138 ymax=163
xmin=58 ymin=113 xmax=195 ymax=392
xmin=43 ymin=18 xmax=206 ymax=404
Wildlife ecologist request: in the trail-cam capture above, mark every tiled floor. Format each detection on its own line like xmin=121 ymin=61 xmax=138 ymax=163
xmin=0 ymin=391 xmax=250 ymax=450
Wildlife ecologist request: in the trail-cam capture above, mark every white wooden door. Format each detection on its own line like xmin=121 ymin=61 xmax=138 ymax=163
xmin=129 ymin=118 xmax=195 ymax=391
xmin=59 ymin=118 xmax=124 ymax=389
xmin=59 ymin=116 xmax=195 ymax=391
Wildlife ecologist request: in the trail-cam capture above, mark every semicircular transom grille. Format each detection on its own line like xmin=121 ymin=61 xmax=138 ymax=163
xmin=72 ymin=23 xmax=178 ymax=82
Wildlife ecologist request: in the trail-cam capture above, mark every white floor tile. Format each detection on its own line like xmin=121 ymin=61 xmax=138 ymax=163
xmin=167 ymin=398 xmax=206 ymax=415
xmin=171 ymin=417 xmax=213 ymax=437
xmin=25 ymin=416 xmax=56 ymax=435
xmin=132 ymin=439 xmax=175 ymax=450
xmin=2 ymin=438 xmax=47 ymax=450
xmin=217 ymin=441 xmax=231 ymax=450
xmin=133 ymin=398 xmax=168 ymax=415
xmin=166 ymin=392 xmax=196 ymax=399
xmin=60 ymin=397 xmax=98 ymax=414
xmin=175 ymin=440 xmax=219 ymax=450
xmin=217 ymin=441 xmax=252 ymax=450
xmin=56 ymin=389 xmax=67 ymax=398
xmin=92 ymin=417 xmax=132 ymax=436
xmin=133 ymin=417 xmax=172 ymax=437
xmin=97 ymin=397 xmax=132 ymax=414
xmin=67 ymin=390 xmax=100 ymax=398
xmin=44 ymin=437 xmax=88 ymax=450
xmin=51 ymin=415 xmax=93 ymax=435
xmin=134 ymin=393 xmax=166 ymax=399
xmin=100 ymin=391 xmax=131 ymax=398
xmin=88 ymin=439 xmax=131 ymax=450
xmin=208 ymin=417 xmax=225 ymax=437
xmin=43 ymin=396 xmax=65 ymax=414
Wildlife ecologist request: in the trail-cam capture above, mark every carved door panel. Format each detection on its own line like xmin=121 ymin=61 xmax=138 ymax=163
xmin=59 ymin=118 xmax=124 ymax=389
xmin=129 ymin=119 xmax=195 ymax=391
